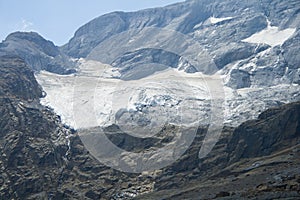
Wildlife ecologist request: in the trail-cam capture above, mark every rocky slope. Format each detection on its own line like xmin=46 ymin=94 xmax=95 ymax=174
xmin=136 ymin=101 xmax=300 ymax=199
xmin=0 ymin=56 xmax=74 ymax=199
xmin=0 ymin=32 xmax=76 ymax=74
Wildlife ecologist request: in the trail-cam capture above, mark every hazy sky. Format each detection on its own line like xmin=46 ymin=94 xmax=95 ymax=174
xmin=0 ymin=0 xmax=183 ymax=46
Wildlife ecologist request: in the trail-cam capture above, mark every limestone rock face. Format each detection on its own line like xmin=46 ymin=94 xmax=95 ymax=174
xmin=0 ymin=56 xmax=42 ymax=100
xmin=62 ymin=0 xmax=300 ymax=88
xmin=0 ymin=56 xmax=72 ymax=199
xmin=0 ymin=32 xmax=76 ymax=74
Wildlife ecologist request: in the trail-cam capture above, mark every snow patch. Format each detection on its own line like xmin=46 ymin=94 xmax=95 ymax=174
xmin=209 ymin=16 xmax=233 ymax=24
xmin=242 ymin=20 xmax=296 ymax=47
xmin=193 ymin=16 xmax=233 ymax=29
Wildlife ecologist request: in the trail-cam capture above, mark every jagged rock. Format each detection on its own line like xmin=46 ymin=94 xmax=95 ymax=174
xmin=0 ymin=55 xmax=42 ymax=100
xmin=0 ymin=56 xmax=72 ymax=199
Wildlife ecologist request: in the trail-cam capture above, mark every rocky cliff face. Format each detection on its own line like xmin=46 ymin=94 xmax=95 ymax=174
xmin=62 ymin=0 xmax=300 ymax=87
xmin=0 ymin=55 xmax=43 ymax=100
xmin=0 ymin=56 xmax=72 ymax=199
xmin=0 ymin=32 xmax=76 ymax=74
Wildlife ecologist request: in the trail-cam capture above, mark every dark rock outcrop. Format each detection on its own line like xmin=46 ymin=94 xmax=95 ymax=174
xmin=227 ymin=102 xmax=300 ymax=162
xmin=0 ymin=55 xmax=43 ymax=100
xmin=0 ymin=56 xmax=72 ymax=199
xmin=111 ymin=48 xmax=196 ymax=80
xmin=225 ymin=69 xmax=251 ymax=89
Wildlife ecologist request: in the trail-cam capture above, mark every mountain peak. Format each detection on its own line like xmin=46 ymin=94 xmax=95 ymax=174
xmin=0 ymin=31 xmax=76 ymax=74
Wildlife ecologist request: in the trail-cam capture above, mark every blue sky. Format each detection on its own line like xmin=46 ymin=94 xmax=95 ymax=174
xmin=0 ymin=0 xmax=182 ymax=46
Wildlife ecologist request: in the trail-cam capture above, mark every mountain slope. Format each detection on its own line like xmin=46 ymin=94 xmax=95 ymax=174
xmin=62 ymin=0 xmax=300 ymax=85
xmin=137 ymin=102 xmax=300 ymax=199
xmin=0 ymin=56 xmax=299 ymax=198
xmin=36 ymin=0 xmax=300 ymax=131
xmin=0 ymin=56 xmax=73 ymax=199
xmin=0 ymin=32 xmax=76 ymax=74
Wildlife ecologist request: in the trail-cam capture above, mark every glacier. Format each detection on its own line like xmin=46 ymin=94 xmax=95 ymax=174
xmin=36 ymin=58 xmax=300 ymax=131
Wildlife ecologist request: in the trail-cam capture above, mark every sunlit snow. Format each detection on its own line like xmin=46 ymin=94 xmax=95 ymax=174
xmin=242 ymin=20 xmax=296 ymax=47
xmin=193 ymin=16 xmax=233 ymax=29
xmin=36 ymin=59 xmax=219 ymax=130
xmin=36 ymin=58 xmax=300 ymax=130
xmin=209 ymin=16 xmax=233 ymax=24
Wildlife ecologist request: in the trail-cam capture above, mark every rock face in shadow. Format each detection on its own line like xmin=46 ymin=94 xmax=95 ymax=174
xmin=228 ymin=102 xmax=300 ymax=162
xmin=110 ymin=48 xmax=197 ymax=80
xmin=138 ymin=102 xmax=300 ymax=199
xmin=0 ymin=55 xmax=43 ymax=100
xmin=0 ymin=32 xmax=76 ymax=74
xmin=0 ymin=56 xmax=72 ymax=199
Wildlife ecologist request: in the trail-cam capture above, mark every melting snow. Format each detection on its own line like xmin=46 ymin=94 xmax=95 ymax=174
xmin=193 ymin=16 xmax=233 ymax=29
xmin=209 ymin=16 xmax=233 ymax=24
xmin=242 ymin=20 xmax=296 ymax=47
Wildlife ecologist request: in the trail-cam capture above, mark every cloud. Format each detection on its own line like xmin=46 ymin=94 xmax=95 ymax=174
xmin=22 ymin=19 xmax=33 ymax=31
xmin=15 ymin=19 xmax=35 ymax=32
